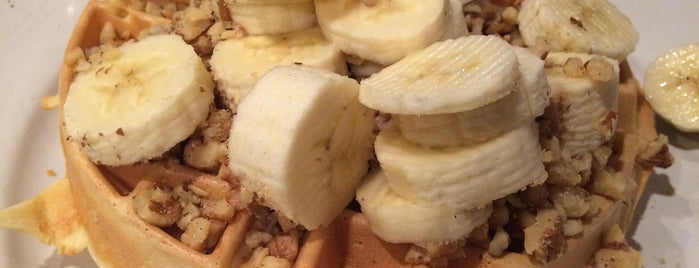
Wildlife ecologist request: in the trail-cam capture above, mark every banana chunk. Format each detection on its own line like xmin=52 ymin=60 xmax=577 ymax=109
xmin=642 ymin=43 xmax=699 ymax=132
xmin=63 ymin=34 xmax=214 ymax=166
xmin=225 ymin=0 xmax=316 ymax=35
xmin=227 ymin=65 xmax=375 ymax=230
xmin=210 ymin=27 xmax=347 ymax=109
xmin=356 ymin=170 xmax=492 ymax=244
xmin=517 ymin=0 xmax=638 ymax=60
xmin=359 ymin=35 xmax=518 ymax=115
xmin=314 ymin=0 xmax=448 ymax=65
xmin=543 ymin=52 xmax=620 ymax=157
xmin=374 ymin=123 xmax=547 ymax=210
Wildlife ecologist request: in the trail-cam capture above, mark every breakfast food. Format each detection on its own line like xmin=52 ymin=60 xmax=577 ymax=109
xmin=0 ymin=0 xmax=675 ymax=267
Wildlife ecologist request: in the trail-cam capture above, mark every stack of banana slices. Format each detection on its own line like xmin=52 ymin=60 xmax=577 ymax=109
xmin=0 ymin=0 xmax=675 ymax=267
xmin=356 ymin=35 xmax=549 ymax=246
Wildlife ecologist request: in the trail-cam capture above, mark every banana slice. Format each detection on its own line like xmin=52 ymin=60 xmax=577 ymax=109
xmin=63 ymin=34 xmax=214 ymax=166
xmin=394 ymin=46 xmax=551 ymax=147
xmin=314 ymin=0 xmax=448 ymax=65
xmin=517 ymin=0 xmax=638 ymax=60
xmin=359 ymin=35 xmax=518 ymax=115
xmin=375 ymin=123 xmax=547 ymax=210
xmin=642 ymin=43 xmax=699 ymax=132
xmin=356 ymin=170 xmax=492 ymax=244
xmin=514 ymin=46 xmax=551 ymax=118
xmin=543 ymin=52 xmax=619 ymax=157
xmin=225 ymin=0 xmax=316 ymax=35
xmin=209 ymin=27 xmax=347 ymax=109
xmin=227 ymin=65 xmax=375 ymax=230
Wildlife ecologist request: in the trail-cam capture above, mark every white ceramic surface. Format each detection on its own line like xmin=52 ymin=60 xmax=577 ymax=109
xmin=0 ymin=0 xmax=696 ymax=267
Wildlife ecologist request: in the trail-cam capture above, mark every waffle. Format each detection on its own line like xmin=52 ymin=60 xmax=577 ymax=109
xmin=45 ymin=0 xmax=666 ymax=267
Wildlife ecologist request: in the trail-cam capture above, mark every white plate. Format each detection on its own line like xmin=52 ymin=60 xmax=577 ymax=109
xmin=0 ymin=0 xmax=696 ymax=267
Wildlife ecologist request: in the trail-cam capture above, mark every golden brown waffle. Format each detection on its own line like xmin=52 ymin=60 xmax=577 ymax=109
xmin=55 ymin=1 xmax=661 ymax=267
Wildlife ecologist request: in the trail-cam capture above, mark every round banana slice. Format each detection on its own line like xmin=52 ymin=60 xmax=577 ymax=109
xmin=356 ymin=170 xmax=492 ymax=244
xmin=359 ymin=35 xmax=519 ymax=115
xmin=393 ymin=47 xmax=550 ymax=147
xmin=227 ymin=65 xmax=375 ymax=230
xmin=226 ymin=1 xmax=316 ymax=35
xmin=518 ymin=0 xmax=638 ymax=60
xmin=642 ymin=43 xmax=699 ymax=132
xmin=314 ymin=0 xmax=448 ymax=65
xmin=63 ymin=34 xmax=214 ymax=166
xmin=374 ymin=123 xmax=547 ymax=210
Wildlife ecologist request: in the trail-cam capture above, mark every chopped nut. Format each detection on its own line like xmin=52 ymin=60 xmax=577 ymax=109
xmin=488 ymin=227 xmax=511 ymax=257
xmin=177 ymin=202 xmax=201 ymax=230
xmin=488 ymin=203 xmax=510 ymax=228
xmin=562 ymin=57 xmax=586 ymax=78
xmin=201 ymin=198 xmax=236 ymax=221
xmin=469 ymin=17 xmax=485 ymax=35
xmin=175 ymin=6 xmax=213 ymax=41
xmin=590 ymin=167 xmax=638 ymax=201
xmin=501 ymin=6 xmax=518 ymax=25
xmin=184 ymin=140 xmax=227 ymax=171
xmin=181 ymin=217 xmax=212 ymax=251
xmin=523 ymin=209 xmax=565 ymax=262
xmin=267 ymin=231 xmax=299 ymax=262
xmin=638 ymin=134 xmax=674 ymax=168
xmin=550 ymin=186 xmax=591 ymax=218
xmin=240 ymin=247 xmax=292 ymax=268
xmin=190 ymin=34 xmax=213 ymax=56
xmin=189 ymin=175 xmax=233 ymax=199
xmin=245 ymin=230 xmax=273 ymax=249
xmin=520 ymin=184 xmax=550 ymax=208
xmin=132 ymin=185 xmax=182 ymax=227
xmin=589 ymin=248 xmax=642 ymax=268
xmin=585 ymin=57 xmax=616 ymax=82
xmin=467 ymin=223 xmax=490 ymax=249
xmin=405 ymin=240 xmax=464 ymax=267
xmin=563 ymin=219 xmax=583 ymax=236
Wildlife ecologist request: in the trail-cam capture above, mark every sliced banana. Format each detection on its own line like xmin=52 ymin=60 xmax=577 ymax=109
xmin=359 ymin=35 xmax=519 ymax=115
xmin=225 ymin=0 xmax=316 ymax=35
xmin=394 ymin=46 xmax=551 ymax=147
xmin=514 ymin=46 xmax=551 ymax=118
xmin=63 ymin=34 xmax=214 ymax=166
xmin=314 ymin=0 xmax=448 ymax=65
xmin=375 ymin=123 xmax=547 ymax=210
xmin=642 ymin=43 xmax=699 ymax=132
xmin=517 ymin=0 xmax=638 ymax=60
xmin=209 ymin=27 xmax=347 ymax=109
xmin=227 ymin=65 xmax=375 ymax=230
xmin=356 ymin=170 xmax=492 ymax=244
xmin=543 ymin=52 xmax=619 ymax=157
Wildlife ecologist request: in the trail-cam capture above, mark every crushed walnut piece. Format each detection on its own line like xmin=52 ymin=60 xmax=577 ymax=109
xmin=124 ymin=162 xmax=246 ymax=254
